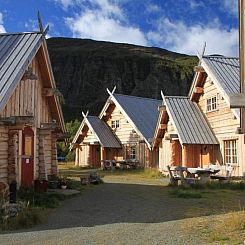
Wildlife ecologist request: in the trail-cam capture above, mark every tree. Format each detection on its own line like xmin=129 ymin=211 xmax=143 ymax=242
xmin=57 ymin=119 xmax=81 ymax=161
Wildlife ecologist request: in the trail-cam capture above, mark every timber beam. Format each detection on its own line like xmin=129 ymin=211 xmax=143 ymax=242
xmin=0 ymin=116 xmax=34 ymax=126
xmin=159 ymin=124 xmax=167 ymax=130
xmin=194 ymin=65 xmax=205 ymax=73
xmin=165 ymin=133 xmax=179 ymax=140
xmin=194 ymin=87 xmax=204 ymax=94
xmin=40 ymin=122 xmax=61 ymax=130
xmin=22 ymin=67 xmax=38 ymax=81
xmin=158 ymin=105 xmax=166 ymax=112
xmin=42 ymin=88 xmax=63 ymax=97
xmin=230 ymin=94 xmax=245 ymax=108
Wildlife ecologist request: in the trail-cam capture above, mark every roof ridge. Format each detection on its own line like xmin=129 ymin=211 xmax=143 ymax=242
xmin=164 ymin=96 xmax=189 ymax=99
xmin=0 ymin=31 xmax=42 ymax=36
xmin=114 ymin=93 xmax=162 ymax=102
xmin=203 ymin=55 xmax=239 ymax=60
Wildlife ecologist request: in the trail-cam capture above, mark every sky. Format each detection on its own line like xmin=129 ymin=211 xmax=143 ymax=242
xmin=0 ymin=0 xmax=240 ymax=56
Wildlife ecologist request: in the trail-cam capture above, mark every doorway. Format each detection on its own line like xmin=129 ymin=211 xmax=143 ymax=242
xmin=21 ymin=127 xmax=34 ymax=188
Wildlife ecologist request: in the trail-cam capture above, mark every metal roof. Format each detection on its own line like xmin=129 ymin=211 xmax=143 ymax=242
xmin=86 ymin=116 xmax=121 ymax=148
xmin=113 ymin=93 xmax=162 ymax=144
xmin=164 ymin=96 xmax=219 ymax=145
xmin=202 ymin=56 xmax=240 ymax=95
xmin=0 ymin=32 xmax=44 ymax=111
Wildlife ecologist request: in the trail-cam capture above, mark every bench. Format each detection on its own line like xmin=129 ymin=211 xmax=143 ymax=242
xmin=210 ymin=165 xmax=233 ymax=182
xmin=167 ymin=165 xmax=198 ymax=186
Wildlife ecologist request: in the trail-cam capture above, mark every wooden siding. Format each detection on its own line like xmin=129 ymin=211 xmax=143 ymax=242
xmin=198 ymin=78 xmax=245 ymax=176
xmin=198 ymin=79 xmax=239 ymax=136
xmin=0 ymin=56 xmax=52 ymax=128
xmin=105 ymin=106 xmax=141 ymax=143
xmin=0 ymin=126 xmax=9 ymax=185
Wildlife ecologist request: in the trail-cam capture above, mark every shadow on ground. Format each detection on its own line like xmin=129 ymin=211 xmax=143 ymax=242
xmin=3 ymin=179 xmax=245 ymax=234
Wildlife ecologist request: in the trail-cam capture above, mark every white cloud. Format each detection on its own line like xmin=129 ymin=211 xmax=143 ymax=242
xmin=0 ymin=12 xmax=6 ymax=33
xmin=65 ymin=0 xmax=147 ymax=46
xmin=188 ymin=0 xmax=204 ymax=9
xmin=147 ymin=18 xmax=238 ymax=56
xmin=54 ymin=0 xmax=80 ymax=10
xmin=222 ymin=0 xmax=238 ymax=16
xmin=66 ymin=11 xmax=147 ymax=45
xmin=146 ymin=4 xmax=161 ymax=13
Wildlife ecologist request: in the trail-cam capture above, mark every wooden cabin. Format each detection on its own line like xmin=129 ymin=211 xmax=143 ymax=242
xmin=154 ymin=55 xmax=245 ymax=176
xmin=0 ymin=29 xmax=65 ymax=189
xmin=154 ymin=95 xmax=219 ymax=170
xmin=71 ymin=90 xmax=161 ymax=168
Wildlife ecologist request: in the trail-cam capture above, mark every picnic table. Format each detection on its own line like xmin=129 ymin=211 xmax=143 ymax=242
xmin=187 ymin=167 xmax=220 ymax=184
xmin=167 ymin=165 xmax=221 ymax=186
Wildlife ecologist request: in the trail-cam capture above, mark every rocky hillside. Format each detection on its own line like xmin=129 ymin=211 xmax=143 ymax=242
xmin=47 ymin=38 xmax=198 ymax=121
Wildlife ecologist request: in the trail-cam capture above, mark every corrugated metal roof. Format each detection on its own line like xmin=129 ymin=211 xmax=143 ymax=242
xmin=0 ymin=32 xmax=44 ymax=111
xmin=86 ymin=116 xmax=121 ymax=148
xmin=202 ymin=56 xmax=240 ymax=95
xmin=164 ymin=96 xmax=219 ymax=145
xmin=113 ymin=94 xmax=162 ymax=143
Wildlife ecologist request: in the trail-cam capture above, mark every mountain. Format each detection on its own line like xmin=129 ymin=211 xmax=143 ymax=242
xmin=47 ymin=37 xmax=198 ymax=122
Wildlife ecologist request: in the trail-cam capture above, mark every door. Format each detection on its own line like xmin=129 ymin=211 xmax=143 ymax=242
xmin=21 ymin=127 xmax=34 ymax=188
xmin=91 ymin=145 xmax=101 ymax=168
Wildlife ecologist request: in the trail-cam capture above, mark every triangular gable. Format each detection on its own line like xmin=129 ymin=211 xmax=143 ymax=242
xmin=189 ymin=55 xmax=240 ymax=119
xmin=153 ymin=105 xmax=168 ymax=149
xmin=71 ymin=116 xmax=121 ymax=149
xmin=0 ymin=30 xmax=65 ymax=132
xmin=100 ymin=90 xmax=162 ymax=148
xmin=162 ymin=96 xmax=219 ymax=145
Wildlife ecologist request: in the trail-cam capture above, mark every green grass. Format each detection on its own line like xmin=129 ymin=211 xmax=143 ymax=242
xmin=0 ymin=207 xmax=43 ymax=231
xmin=169 ymin=189 xmax=202 ymax=199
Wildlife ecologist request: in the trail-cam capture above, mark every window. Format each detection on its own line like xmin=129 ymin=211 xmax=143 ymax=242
xmin=224 ymin=140 xmax=237 ymax=165
xmin=130 ymin=145 xmax=136 ymax=160
xmin=207 ymin=96 xmax=217 ymax=112
xmin=111 ymin=120 xmax=120 ymax=129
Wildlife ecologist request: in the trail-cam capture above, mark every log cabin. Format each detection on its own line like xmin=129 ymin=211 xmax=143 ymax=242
xmin=154 ymin=55 xmax=245 ymax=176
xmin=0 ymin=28 xmax=66 ymax=190
xmin=71 ymin=89 xmax=161 ymax=168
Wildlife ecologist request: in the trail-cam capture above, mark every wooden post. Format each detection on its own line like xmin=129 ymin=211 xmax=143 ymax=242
xmin=182 ymin=145 xmax=188 ymax=167
xmin=75 ymin=147 xmax=79 ymax=166
xmin=239 ymin=0 xmax=245 ymax=133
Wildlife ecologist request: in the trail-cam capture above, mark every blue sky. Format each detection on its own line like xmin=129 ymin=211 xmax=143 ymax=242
xmin=0 ymin=0 xmax=239 ymax=56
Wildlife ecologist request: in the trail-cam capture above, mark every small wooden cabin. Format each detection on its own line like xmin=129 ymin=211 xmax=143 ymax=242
xmin=154 ymin=96 xmax=219 ymax=170
xmin=71 ymin=90 xmax=161 ymax=168
xmin=0 ymin=29 xmax=65 ymax=189
xmin=154 ymin=55 xmax=245 ymax=176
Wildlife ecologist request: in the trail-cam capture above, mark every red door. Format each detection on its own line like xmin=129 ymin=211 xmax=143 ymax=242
xmin=21 ymin=127 xmax=34 ymax=188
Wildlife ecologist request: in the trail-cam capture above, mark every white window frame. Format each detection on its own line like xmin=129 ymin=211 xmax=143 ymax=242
xmin=224 ymin=140 xmax=238 ymax=165
xmin=129 ymin=145 xmax=137 ymax=160
xmin=111 ymin=120 xmax=120 ymax=129
xmin=206 ymin=95 xmax=218 ymax=112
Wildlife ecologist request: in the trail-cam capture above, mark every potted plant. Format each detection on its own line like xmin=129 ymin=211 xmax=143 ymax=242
xmin=59 ymin=176 xmax=69 ymax=189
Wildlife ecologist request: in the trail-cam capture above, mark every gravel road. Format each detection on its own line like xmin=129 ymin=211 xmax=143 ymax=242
xmin=0 ymin=176 xmax=207 ymax=245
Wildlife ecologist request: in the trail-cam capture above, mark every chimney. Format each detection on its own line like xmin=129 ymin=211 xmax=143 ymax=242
xmin=239 ymin=0 xmax=245 ymax=133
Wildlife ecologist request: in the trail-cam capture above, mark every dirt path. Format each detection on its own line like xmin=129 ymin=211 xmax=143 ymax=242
xmin=1 ymin=175 xmax=244 ymax=244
